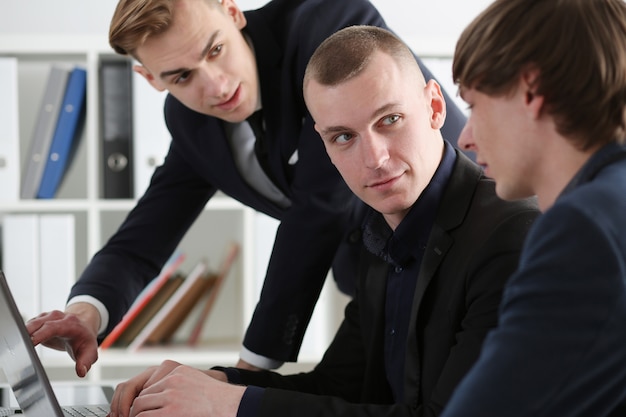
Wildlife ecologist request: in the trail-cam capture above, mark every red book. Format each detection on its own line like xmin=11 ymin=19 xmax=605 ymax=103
xmin=99 ymin=252 xmax=186 ymax=350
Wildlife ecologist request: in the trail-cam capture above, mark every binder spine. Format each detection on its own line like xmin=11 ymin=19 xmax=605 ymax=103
xmin=99 ymin=59 xmax=134 ymax=199
xmin=21 ymin=66 xmax=71 ymax=199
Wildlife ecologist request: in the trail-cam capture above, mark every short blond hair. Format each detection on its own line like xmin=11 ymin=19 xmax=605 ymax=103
xmin=109 ymin=0 xmax=221 ymax=58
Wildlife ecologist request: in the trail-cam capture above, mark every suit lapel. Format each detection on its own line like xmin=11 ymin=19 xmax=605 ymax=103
xmin=403 ymin=151 xmax=483 ymax=404
xmin=242 ymin=17 xmax=296 ymax=196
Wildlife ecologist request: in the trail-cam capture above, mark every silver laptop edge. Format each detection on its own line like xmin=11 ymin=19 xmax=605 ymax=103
xmin=0 ymin=270 xmax=110 ymax=416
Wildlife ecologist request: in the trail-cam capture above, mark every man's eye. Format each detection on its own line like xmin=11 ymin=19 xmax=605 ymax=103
xmin=175 ymin=71 xmax=192 ymax=84
xmin=334 ymin=133 xmax=353 ymax=144
xmin=209 ymin=44 xmax=223 ymax=57
xmin=382 ymin=114 xmax=401 ymax=126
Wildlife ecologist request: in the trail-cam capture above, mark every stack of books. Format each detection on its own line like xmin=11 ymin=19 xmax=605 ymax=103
xmin=100 ymin=243 xmax=239 ymax=351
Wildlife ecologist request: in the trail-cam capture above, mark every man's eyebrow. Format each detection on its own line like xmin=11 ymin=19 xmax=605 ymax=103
xmin=319 ymin=103 xmax=400 ymax=136
xmin=319 ymin=125 xmax=351 ymax=137
xmin=159 ymin=31 xmax=221 ymax=79
xmin=372 ymin=103 xmax=400 ymax=119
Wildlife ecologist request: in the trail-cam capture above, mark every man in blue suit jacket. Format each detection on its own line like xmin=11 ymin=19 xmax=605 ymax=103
xmin=27 ymin=0 xmax=467 ymax=375
xmin=443 ymin=0 xmax=626 ymax=415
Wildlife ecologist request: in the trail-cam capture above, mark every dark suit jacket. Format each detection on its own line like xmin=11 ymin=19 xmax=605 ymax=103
xmin=232 ymin=151 xmax=540 ymax=417
xmin=69 ymin=0 xmax=468 ymax=362
xmin=441 ymin=144 xmax=626 ymax=417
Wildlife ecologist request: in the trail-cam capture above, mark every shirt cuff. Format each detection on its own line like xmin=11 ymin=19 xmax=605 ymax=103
xmin=211 ymin=366 xmax=243 ymax=385
xmin=66 ymin=295 xmax=109 ymax=336
xmin=239 ymin=346 xmax=284 ymax=370
xmin=237 ymin=386 xmax=265 ymax=417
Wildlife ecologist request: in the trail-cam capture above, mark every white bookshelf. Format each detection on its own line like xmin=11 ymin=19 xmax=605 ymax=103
xmin=0 ymin=34 xmax=348 ymax=383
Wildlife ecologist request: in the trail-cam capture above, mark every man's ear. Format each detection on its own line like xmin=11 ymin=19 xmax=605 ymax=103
xmin=426 ymin=79 xmax=447 ymax=129
xmin=520 ymin=67 xmax=544 ymax=119
xmin=133 ymin=64 xmax=166 ymax=92
xmin=221 ymin=0 xmax=247 ymax=30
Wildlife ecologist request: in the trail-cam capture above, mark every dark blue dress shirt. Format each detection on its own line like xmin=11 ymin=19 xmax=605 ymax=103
xmin=361 ymin=141 xmax=456 ymax=401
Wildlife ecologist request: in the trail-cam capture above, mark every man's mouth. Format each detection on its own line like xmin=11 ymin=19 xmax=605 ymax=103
xmin=216 ymin=84 xmax=241 ymax=111
xmin=367 ymin=174 xmax=402 ymax=190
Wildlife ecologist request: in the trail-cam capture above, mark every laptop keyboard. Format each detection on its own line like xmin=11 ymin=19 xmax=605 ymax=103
xmin=63 ymin=405 xmax=110 ymax=416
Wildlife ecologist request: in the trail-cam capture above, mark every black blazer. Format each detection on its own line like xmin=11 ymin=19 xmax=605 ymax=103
xmin=70 ymin=0 xmax=468 ymax=362
xmin=234 ymin=152 xmax=540 ymax=417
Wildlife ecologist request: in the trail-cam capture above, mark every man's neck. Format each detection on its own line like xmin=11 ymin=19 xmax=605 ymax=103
xmin=535 ymin=139 xmax=599 ymax=211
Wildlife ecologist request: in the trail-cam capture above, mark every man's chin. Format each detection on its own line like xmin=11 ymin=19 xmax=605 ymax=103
xmin=495 ymin=183 xmax=531 ymax=202
xmin=196 ymin=107 xmax=248 ymax=123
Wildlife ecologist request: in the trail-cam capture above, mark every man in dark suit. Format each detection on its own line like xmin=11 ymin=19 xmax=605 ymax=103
xmin=107 ymin=26 xmax=539 ymax=417
xmin=439 ymin=0 xmax=626 ymax=416
xmin=27 ymin=0 xmax=468 ymax=376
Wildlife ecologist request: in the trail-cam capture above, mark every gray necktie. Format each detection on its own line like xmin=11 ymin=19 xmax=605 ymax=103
xmin=225 ymin=114 xmax=291 ymax=209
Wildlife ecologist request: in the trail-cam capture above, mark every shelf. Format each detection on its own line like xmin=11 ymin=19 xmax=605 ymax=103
xmin=0 ymin=194 xmax=245 ymax=212
xmin=37 ymin=342 xmax=319 ymax=382
xmin=0 ymin=35 xmax=111 ymax=55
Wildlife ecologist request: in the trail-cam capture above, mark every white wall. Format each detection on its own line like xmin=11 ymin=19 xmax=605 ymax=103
xmin=1 ymin=0 xmax=492 ymax=55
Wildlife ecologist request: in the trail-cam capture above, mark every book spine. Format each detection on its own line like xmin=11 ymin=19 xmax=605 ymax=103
xmin=37 ymin=67 xmax=87 ymax=199
xmin=99 ymin=59 xmax=134 ymax=199
xmin=99 ymin=252 xmax=186 ymax=349
xmin=20 ymin=66 xmax=71 ymax=199
xmin=127 ymin=261 xmax=208 ymax=352
xmin=1 ymin=214 xmax=40 ymax=320
xmin=38 ymin=214 xmax=76 ymax=360
xmin=0 ymin=57 xmax=20 ymax=202
xmin=188 ymin=243 xmax=240 ymax=346
xmin=132 ymin=67 xmax=171 ymax=198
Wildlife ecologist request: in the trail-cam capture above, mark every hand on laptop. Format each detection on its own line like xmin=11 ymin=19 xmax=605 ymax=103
xmin=110 ymin=360 xmax=242 ymax=417
xmin=26 ymin=302 xmax=100 ymax=378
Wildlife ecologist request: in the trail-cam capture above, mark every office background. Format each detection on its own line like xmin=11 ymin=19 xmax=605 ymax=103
xmin=0 ymin=0 xmax=490 ymax=382
xmin=1 ymin=0 xmax=492 ymax=56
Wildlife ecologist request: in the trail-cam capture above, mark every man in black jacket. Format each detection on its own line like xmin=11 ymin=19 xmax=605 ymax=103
xmin=107 ymin=26 xmax=539 ymax=417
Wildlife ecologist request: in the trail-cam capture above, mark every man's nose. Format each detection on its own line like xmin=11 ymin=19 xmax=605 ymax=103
xmin=458 ymin=122 xmax=474 ymax=151
xmin=198 ymin=65 xmax=228 ymax=98
xmin=361 ymin=133 xmax=389 ymax=169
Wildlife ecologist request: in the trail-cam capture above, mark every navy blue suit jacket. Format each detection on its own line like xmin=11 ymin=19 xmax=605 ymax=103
xmin=69 ymin=0 xmax=467 ymax=362
xmin=441 ymin=144 xmax=626 ymax=417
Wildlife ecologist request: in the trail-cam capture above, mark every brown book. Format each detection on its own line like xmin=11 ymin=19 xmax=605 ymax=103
xmin=113 ymin=273 xmax=185 ymax=346
xmin=187 ymin=242 xmax=240 ymax=346
xmin=145 ymin=272 xmax=216 ymax=345
xmin=127 ymin=261 xmax=210 ymax=351
xmin=99 ymin=252 xmax=186 ymax=349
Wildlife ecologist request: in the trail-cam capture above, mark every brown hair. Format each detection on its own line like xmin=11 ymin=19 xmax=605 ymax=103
xmin=109 ymin=0 xmax=221 ymax=58
xmin=453 ymin=0 xmax=626 ymax=149
xmin=304 ymin=25 xmax=420 ymax=90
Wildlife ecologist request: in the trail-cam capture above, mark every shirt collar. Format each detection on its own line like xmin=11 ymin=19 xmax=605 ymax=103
xmin=560 ymin=141 xmax=626 ymax=198
xmin=363 ymin=141 xmax=457 ymax=267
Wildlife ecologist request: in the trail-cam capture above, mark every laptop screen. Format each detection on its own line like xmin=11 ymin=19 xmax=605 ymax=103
xmin=0 ymin=270 xmax=67 ymax=416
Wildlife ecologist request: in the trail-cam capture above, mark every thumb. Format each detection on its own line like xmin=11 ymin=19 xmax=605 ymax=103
xmin=75 ymin=362 xmax=90 ymax=378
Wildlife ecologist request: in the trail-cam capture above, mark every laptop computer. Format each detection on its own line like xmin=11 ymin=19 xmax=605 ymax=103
xmin=0 ymin=270 xmax=111 ymax=416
